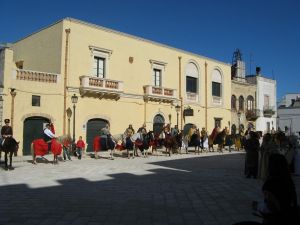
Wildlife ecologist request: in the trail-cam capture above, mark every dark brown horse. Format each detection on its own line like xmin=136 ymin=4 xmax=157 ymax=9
xmin=0 ymin=137 xmax=19 ymax=170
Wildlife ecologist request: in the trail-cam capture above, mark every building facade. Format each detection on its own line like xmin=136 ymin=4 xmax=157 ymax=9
xmin=277 ymin=94 xmax=300 ymax=136
xmin=247 ymin=71 xmax=277 ymax=133
xmin=230 ymin=49 xmax=257 ymax=134
xmin=0 ymin=18 xmax=232 ymax=155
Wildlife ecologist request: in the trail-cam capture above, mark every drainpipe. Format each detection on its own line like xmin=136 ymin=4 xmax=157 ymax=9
xmin=63 ymin=28 xmax=71 ymax=135
xmin=205 ymin=62 xmax=208 ymax=130
xmin=178 ymin=56 xmax=183 ymax=131
xmin=10 ymin=88 xmax=17 ymax=129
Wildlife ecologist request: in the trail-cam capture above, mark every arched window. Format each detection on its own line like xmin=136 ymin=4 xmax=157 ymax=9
xmin=231 ymin=95 xmax=237 ymax=110
xmin=185 ymin=62 xmax=199 ymax=101
xmin=239 ymin=96 xmax=244 ymax=111
xmin=247 ymin=95 xmax=254 ymax=110
xmin=212 ymin=69 xmax=222 ymax=97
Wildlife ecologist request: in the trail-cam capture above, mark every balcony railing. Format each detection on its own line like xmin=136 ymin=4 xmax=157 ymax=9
xmin=14 ymin=69 xmax=59 ymax=83
xmin=263 ymin=106 xmax=276 ymax=117
xmin=245 ymin=109 xmax=260 ymax=120
xmin=79 ymin=75 xmax=123 ymax=99
xmin=143 ymin=85 xmax=177 ymax=103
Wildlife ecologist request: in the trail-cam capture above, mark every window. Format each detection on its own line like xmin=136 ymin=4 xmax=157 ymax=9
xmin=264 ymin=95 xmax=270 ymax=109
xmin=212 ymin=82 xmax=221 ymax=97
xmin=93 ymin=56 xmax=105 ymax=78
xmin=231 ymin=95 xmax=237 ymax=110
xmin=153 ymin=69 xmax=161 ymax=86
xmin=89 ymin=45 xmax=112 ymax=78
xmin=247 ymin=95 xmax=254 ymax=110
xmin=239 ymin=96 xmax=244 ymax=111
xmin=32 ymin=95 xmax=40 ymax=107
xmin=212 ymin=69 xmax=222 ymax=97
xmin=214 ymin=118 xmax=222 ymax=128
xmin=149 ymin=59 xmax=167 ymax=87
xmin=186 ymin=76 xmax=197 ymax=93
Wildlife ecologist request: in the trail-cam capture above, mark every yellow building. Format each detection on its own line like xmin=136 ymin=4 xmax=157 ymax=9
xmin=0 ymin=18 xmax=231 ymax=154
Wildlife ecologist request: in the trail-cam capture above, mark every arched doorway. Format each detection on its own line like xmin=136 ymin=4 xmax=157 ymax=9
xmin=23 ymin=117 xmax=50 ymax=155
xmin=86 ymin=118 xmax=109 ymax=152
xmin=153 ymin=114 xmax=165 ymax=135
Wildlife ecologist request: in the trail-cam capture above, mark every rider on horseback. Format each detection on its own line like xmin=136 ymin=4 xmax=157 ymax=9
xmin=43 ymin=123 xmax=56 ymax=152
xmin=1 ymin=119 xmax=14 ymax=145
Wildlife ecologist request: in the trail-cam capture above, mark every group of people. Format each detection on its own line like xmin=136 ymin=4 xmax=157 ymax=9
xmin=235 ymin=128 xmax=300 ymax=225
xmin=243 ymin=129 xmax=299 ymax=180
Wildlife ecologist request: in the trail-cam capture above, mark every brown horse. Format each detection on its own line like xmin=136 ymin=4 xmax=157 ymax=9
xmin=0 ymin=137 xmax=19 ymax=170
xmin=31 ymin=135 xmax=71 ymax=164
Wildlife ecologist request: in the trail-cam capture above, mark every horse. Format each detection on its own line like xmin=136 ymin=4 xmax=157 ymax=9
xmin=31 ymin=135 xmax=71 ymax=164
xmin=208 ymin=130 xmax=227 ymax=153
xmin=93 ymin=135 xmax=116 ymax=159
xmin=131 ymin=132 xmax=153 ymax=158
xmin=0 ymin=137 xmax=19 ymax=170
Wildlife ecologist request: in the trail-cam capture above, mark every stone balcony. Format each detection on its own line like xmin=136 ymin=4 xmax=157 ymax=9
xmin=245 ymin=109 xmax=260 ymax=121
xmin=263 ymin=106 xmax=276 ymax=117
xmin=14 ymin=69 xmax=59 ymax=83
xmin=79 ymin=75 xmax=123 ymax=99
xmin=143 ymin=85 xmax=177 ymax=103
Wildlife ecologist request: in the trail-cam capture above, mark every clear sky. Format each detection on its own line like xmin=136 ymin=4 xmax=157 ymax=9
xmin=1 ymin=0 xmax=299 ymax=101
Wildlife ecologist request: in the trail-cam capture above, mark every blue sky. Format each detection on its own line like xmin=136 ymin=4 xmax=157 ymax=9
xmin=1 ymin=0 xmax=299 ymax=101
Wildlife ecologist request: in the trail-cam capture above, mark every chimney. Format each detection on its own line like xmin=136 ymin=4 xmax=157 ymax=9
xmin=256 ymin=67 xmax=261 ymax=76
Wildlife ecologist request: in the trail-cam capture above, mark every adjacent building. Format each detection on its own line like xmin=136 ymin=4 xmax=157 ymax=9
xmin=231 ymin=49 xmax=257 ymax=134
xmin=0 ymin=18 xmax=232 ymax=155
xmin=246 ymin=68 xmax=277 ymax=133
xmin=277 ymin=94 xmax=300 ymax=136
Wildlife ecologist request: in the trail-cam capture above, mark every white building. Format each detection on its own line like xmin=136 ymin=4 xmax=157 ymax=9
xmin=247 ymin=69 xmax=277 ymax=133
xmin=278 ymin=94 xmax=300 ymax=136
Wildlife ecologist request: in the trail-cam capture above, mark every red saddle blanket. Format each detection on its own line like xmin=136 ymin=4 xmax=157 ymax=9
xmin=32 ymin=139 xmax=62 ymax=156
xmin=93 ymin=136 xmax=101 ymax=152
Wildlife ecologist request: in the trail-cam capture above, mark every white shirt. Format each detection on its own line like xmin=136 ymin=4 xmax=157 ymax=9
xmin=44 ymin=128 xmax=55 ymax=138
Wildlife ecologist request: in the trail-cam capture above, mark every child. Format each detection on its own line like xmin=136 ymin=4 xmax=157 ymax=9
xmin=76 ymin=136 xmax=85 ymax=160
xmin=62 ymin=136 xmax=72 ymax=161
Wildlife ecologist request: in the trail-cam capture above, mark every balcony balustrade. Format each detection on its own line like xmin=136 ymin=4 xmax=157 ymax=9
xmin=245 ymin=109 xmax=260 ymax=120
xmin=143 ymin=85 xmax=177 ymax=103
xmin=79 ymin=75 xmax=123 ymax=99
xmin=14 ymin=69 xmax=59 ymax=83
xmin=263 ymin=106 xmax=275 ymax=117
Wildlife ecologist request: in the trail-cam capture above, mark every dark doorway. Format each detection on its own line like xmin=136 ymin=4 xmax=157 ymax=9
xmin=86 ymin=119 xmax=108 ymax=152
xmin=153 ymin=114 xmax=165 ymax=136
xmin=23 ymin=117 xmax=50 ymax=155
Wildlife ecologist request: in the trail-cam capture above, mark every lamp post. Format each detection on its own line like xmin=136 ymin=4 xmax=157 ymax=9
xmin=175 ymin=104 xmax=180 ymax=127
xmin=237 ymin=111 xmax=241 ymax=134
xmin=10 ymin=88 xmax=17 ymax=129
xmin=66 ymin=107 xmax=72 ymax=137
xmin=71 ymin=94 xmax=78 ymax=142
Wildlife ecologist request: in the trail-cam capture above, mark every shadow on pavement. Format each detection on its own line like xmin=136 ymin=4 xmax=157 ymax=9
xmin=0 ymin=153 xmax=290 ymax=225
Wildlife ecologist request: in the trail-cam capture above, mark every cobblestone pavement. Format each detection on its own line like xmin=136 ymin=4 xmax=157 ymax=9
xmin=1 ymin=150 xmax=299 ymax=225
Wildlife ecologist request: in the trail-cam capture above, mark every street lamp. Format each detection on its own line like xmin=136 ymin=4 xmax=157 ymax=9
xmin=10 ymin=88 xmax=17 ymax=129
xmin=237 ymin=111 xmax=241 ymax=134
xmin=175 ymin=104 xmax=180 ymax=127
xmin=66 ymin=107 xmax=72 ymax=137
xmin=71 ymin=94 xmax=78 ymax=142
